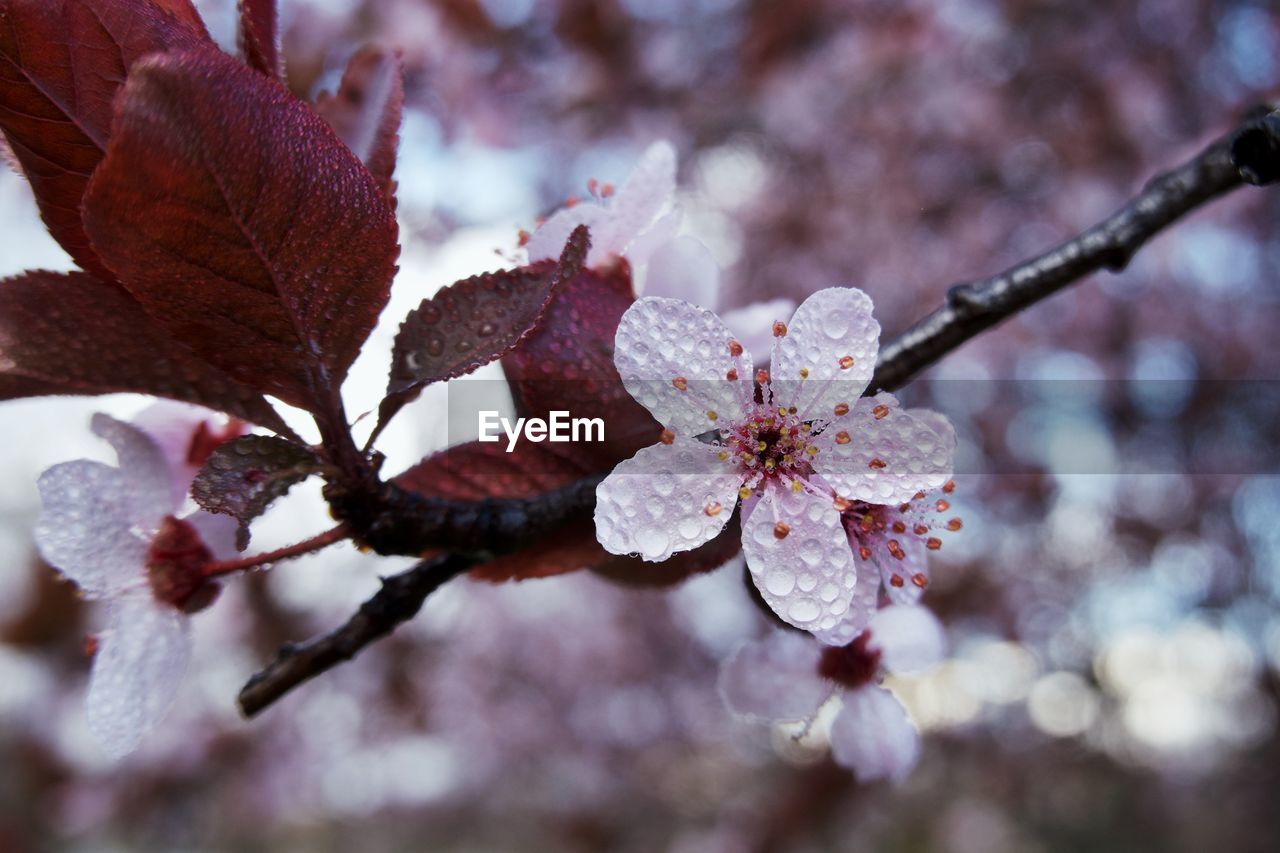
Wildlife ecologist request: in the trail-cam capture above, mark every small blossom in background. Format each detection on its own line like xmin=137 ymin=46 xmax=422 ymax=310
xmin=525 ymin=140 xmax=794 ymax=354
xmin=34 ymin=408 xmax=238 ymax=758
xmin=719 ymin=606 xmax=947 ymax=782
xmin=594 ymin=288 xmax=955 ymax=639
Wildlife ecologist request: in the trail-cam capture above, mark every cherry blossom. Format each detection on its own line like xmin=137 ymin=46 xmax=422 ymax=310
xmin=34 ymin=410 xmax=237 ymax=758
xmin=841 ymin=478 xmax=963 ymax=609
xmin=719 ymin=606 xmax=946 ymax=782
xmin=525 ymin=140 xmax=793 ymax=355
xmin=594 ymin=288 xmax=955 ymax=636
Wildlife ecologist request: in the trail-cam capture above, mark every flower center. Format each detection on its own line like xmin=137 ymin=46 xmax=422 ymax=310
xmin=721 ymin=404 xmax=817 ymax=483
xmin=146 ymin=516 xmax=220 ymax=614
xmin=817 ymin=630 xmax=882 ymax=688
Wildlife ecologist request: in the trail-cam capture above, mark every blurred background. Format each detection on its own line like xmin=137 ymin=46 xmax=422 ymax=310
xmin=1 ymin=0 xmax=1279 ymax=850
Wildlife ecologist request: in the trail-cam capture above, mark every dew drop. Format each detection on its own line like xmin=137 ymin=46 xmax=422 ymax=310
xmin=635 ymin=528 xmax=669 ymax=559
xmin=822 ymin=313 xmax=850 ymax=339
xmin=788 ymin=598 xmax=821 ymax=624
xmin=764 ymin=569 xmax=796 ymax=596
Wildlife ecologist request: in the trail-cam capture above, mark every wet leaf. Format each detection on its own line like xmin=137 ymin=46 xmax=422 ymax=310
xmin=82 ymin=48 xmax=400 ymax=414
xmin=237 ymin=0 xmax=279 ymax=78
xmin=314 ymin=45 xmax=403 ymax=204
xmin=374 ymin=225 xmax=589 ymax=441
xmin=191 ymin=435 xmax=322 ymax=550
xmin=0 ymin=270 xmax=295 ymax=437
xmin=0 ymin=0 xmax=210 ymax=280
xmin=502 ymin=260 xmax=660 ymax=470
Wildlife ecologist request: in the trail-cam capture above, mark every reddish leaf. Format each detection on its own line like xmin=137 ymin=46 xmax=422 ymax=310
xmin=502 ymin=262 xmax=660 ymax=470
xmin=394 ymin=437 xmax=741 ymax=584
xmin=314 ymin=46 xmax=403 ymax=204
xmin=82 ymin=48 xmax=400 ymax=414
xmin=192 ymin=435 xmax=321 ymax=550
xmin=237 ymin=0 xmax=279 ymax=79
xmin=395 ymin=439 xmax=592 ymax=502
xmin=0 ymin=0 xmax=210 ymax=280
xmin=374 ymin=226 xmax=589 ymax=442
xmin=0 ymin=271 xmax=296 ymax=436
xmin=150 ymin=0 xmax=210 ymax=35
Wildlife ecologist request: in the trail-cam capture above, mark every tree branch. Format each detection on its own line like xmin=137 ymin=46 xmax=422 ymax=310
xmin=238 ymin=552 xmax=475 ymax=717
xmin=239 ymin=108 xmax=1276 ymax=717
xmin=870 ymin=105 xmax=1277 ymax=393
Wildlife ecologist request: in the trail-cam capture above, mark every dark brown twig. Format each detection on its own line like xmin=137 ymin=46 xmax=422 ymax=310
xmin=870 ymin=106 xmax=1276 ymax=393
xmin=238 ymin=553 xmax=475 ymax=717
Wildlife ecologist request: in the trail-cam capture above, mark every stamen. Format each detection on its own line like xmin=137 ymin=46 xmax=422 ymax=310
xmin=706 ymin=410 xmax=718 ymax=422
xmin=739 ymin=486 xmax=753 ymax=500
xmin=833 ymin=496 xmax=852 ymax=513
xmin=911 ymin=573 xmax=929 ymax=588
xmin=790 ymin=480 xmax=804 ymax=493
xmin=858 ymin=546 xmax=871 ymax=560
xmin=799 ymin=367 xmax=810 ymax=379
xmin=946 ymin=518 xmax=964 ymax=531
xmin=660 ymin=429 xmax=675 ymax=445
xmin=892 ymin=521 xmax=906 ymax=533
xmin=755 ymin=369 xmax=769 ymax=385
xmin=914 ymin=523 xmax=929 ymax=535
xmin=834 ymin=431 xmax=851 ymax=445
xmin=773 ymin=521 xmax=791 ymax=539
xmin=839 ymin=356 xmax=855 ymax=370
xmin=672 ymin=377 xmax=688 ymax=391
xmin=726 ymin=368 xmax=738 ymax=381
xmin=773 ymin=321 xmax=788 ymax=337
xmin=869 ymin=458 xmax=887 ymax=469
xmin=873 ymin=404 xmax=890 ymax=420
xmin=833 ymin=402 xmax=850 ymax=416
xmin=943 ymin=480 xmax=956 ymax=494
xmin=926 ymin=537 xmax=942 ymax=550
xmin=887 ymin=540 xmax=906 ymax=560
xmin=704 ymin=501 xmax=723 ymax=517
xmin=889 ymin=574 xmax=905 ymax=588
xmin=728 ymin=340 xmax=744 ymax=357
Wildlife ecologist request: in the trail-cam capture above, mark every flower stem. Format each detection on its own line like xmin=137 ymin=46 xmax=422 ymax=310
xmin=202 ymin=525 xmax=351 ymax=578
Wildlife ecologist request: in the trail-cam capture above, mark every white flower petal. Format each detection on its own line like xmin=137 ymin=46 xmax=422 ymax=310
xmin=35 ymin=460 xmax=150 ymax=596
xmin=741 ymin=483 xmax=858 ymax=634
xmin=614 ymin=296 xmax=751 ymax=437
xmin=85 ymin=595 xmax=192 ymax=759
xmin=525 ymin=203 xmax=611 ymax=263
xmin=813 ymin=393 xmax=955 ymax=505
xmin=641 ymin=235 xmax=720 ymax=309
xmin=184 ymin=510 xmax=240 ymax=560
xmin=722 ymin=298 xmax=796 ymax=361
xmin=594 ymin=439 xmax=742 ymax=562
xmin=772 ymin=288 xmax=878 ymax=415
xmin=870 ymin=605 xmax=946 ymax=674
xmin=718 ymin=632 xmax=831 ymax=722
xmin=829 ymin=684 xmax=921 ymax=783
xmin=813 ymin=552 xmax=881 ymax=646
xmin=626 ymin=210 xmax=683 ymax=280
xmin=601 ymin=140 xmax=676 ymax=256
xmin=91 ymin=413 xmax=176 ymax=523
xmin=130 ymin=401 xmax=224 ymax=506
